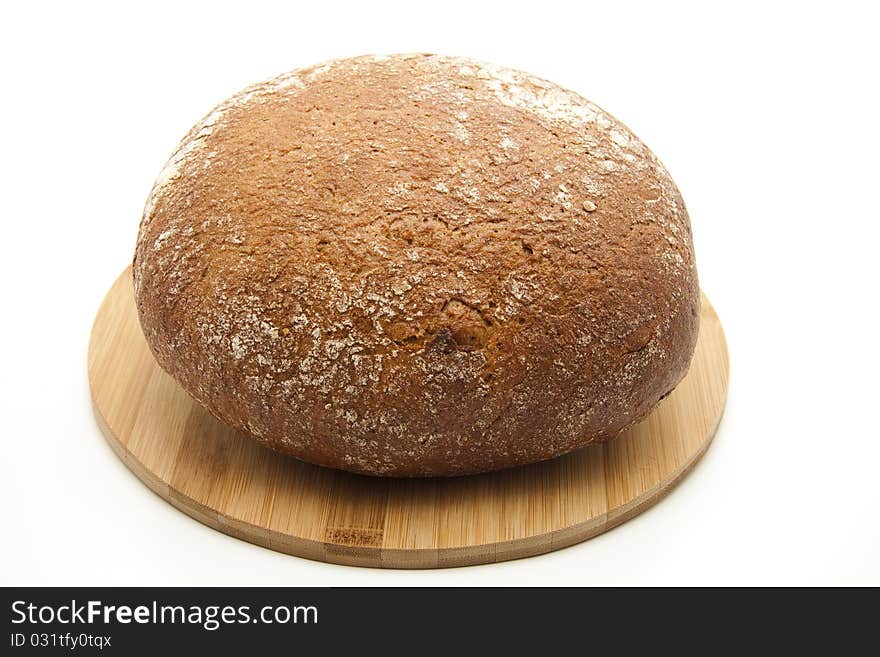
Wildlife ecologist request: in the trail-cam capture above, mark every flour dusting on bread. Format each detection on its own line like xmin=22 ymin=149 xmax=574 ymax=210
xmin=133 ymin=54 xmax=699 ymax=476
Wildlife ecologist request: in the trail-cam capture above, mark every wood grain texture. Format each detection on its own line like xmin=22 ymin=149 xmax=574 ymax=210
xmin=88 ymin=267 xmax=729 ymax=568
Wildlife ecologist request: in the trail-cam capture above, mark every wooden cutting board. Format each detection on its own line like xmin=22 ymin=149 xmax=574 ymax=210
xmin=88 ymin=267 xmax=728 ymax=568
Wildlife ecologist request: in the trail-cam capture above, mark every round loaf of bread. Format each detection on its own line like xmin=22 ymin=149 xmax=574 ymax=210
xmin=133 ymin=54 xmax=700 ymax=477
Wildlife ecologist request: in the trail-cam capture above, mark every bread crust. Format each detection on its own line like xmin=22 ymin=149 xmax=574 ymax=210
xmin=133 ymin=54 xmax=699 ymax=476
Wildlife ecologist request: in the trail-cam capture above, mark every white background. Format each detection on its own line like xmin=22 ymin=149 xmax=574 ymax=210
xmin=1 ymin=1 xmax=878 ymax=586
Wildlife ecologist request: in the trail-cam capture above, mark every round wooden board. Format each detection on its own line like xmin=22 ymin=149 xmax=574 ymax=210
xmin=89 ymin=267 xmax=728 ymax=569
